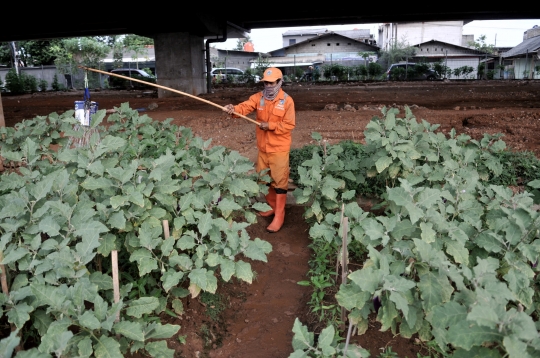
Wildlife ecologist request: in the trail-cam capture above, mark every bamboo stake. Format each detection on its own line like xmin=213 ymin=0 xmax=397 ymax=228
xmin=0 ymin=251 xmax=9 ymax=296
xmin=336 ymin=204 xmax=345 ymax=276
xmin=341 ymin=217 xmax=349 ymax=323
xmin=163 ymin=220 xmax=170 ymax=239
xmin=78 ymin=66 xmax=260 ymax=126
xmin=111 ymin=250 xmax=120 ymax=322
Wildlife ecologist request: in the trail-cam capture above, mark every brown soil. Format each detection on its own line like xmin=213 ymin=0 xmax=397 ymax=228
xmin=3 ymin=79 xmax=540 ymax=357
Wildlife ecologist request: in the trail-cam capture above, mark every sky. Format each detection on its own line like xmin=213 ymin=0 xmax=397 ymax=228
xmin=212 ymin=20 xmax=540 ymax=53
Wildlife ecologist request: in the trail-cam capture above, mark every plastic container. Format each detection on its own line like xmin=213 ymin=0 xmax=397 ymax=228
xmin=75 ymin=101 xmax=98 ymax=126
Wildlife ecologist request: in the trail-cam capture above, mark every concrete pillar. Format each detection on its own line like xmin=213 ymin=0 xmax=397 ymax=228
xmin=154 ymin=32 xmax=206 ymax=97
xmin=0 ymin=92 xmax=4 ymax=127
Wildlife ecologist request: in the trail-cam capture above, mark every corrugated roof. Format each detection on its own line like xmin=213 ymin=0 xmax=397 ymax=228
xmin=502 ymin=36 xmax=540 ymax=58
xmin=334 ymin=29 xmax=371 ymax=39
xmin=413 ymin=39 xmax=493 ymax=55
xmin=270 ymin=32 xmax=379 ymax=54
xmin=282 ymin=28 xmax=328 ymax=36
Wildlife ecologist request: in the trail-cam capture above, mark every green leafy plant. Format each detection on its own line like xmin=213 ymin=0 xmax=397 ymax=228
xmin=294 ymin=107 xmax=540 ymax=357
xmin=38 ymin=78 xmax=48 ymax=92
xmin=289 ymin=318 xmax=370 ymax=357
xmin=0 ymin=103 xmax=273 ymax=356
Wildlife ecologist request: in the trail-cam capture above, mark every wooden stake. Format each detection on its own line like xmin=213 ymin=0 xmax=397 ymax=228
xmin=111 ymin=250 xmax=120 ymax=322
xmin=341 ymin=217 xmax=349 ymax=323
xmin=0 ymin=251 xmax=9 ymax=296
xmin=79 ymin=66 xmax=260 ymax=126
xmin=336 ymin=204 xmax=345 ymax=276
xmin=163 ymin=220 xmax=170 ymax=239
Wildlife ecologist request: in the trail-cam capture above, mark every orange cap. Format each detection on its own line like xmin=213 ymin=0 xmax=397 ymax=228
xmin=262 ymin=67 xmax=282 ymax=82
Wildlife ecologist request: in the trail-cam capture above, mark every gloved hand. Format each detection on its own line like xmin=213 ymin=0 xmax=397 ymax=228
xmin=223 ymin=104 xmax=235 ymax=115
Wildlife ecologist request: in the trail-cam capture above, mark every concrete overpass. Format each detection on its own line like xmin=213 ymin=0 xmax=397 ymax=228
xmin=0 ymin=8 xmax=539 ymax=126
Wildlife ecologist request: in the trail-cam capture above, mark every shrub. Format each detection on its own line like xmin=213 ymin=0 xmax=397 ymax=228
xmin=38 ymin=78 xmax=48 ymax=92
xmin=52 ymin=73 xmax=61 ymax=91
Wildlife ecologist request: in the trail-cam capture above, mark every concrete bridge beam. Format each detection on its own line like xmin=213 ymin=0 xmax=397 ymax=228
xmin=154 ymin=32 xmax=206 ymax=97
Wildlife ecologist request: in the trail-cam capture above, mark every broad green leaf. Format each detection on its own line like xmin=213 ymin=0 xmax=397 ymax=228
xmin=107 ymin=212 xmax=126 ymax=230
xmin=30 ymin=176 xmax=55 ymax=202
xmin=130 ymin=249 xmax=158 ymax=276
xmin=445 ymin=239 xmax=469 ymax=265
xmin=145 ymin=341 xmax=174 ymax=358
xmin=110 ymin=195 xmax=128 ymax=209
xmin=349 ymin=267 xmax=382 ymax=294
xmin=126 ymin=297 xmax=160 ymax=318
xmin=75 ymin=221 xmax=108 ymax=242
xmin=78 ymin=311 xmax=101 ymax=330
xmin=450 ymin=347 xmax=502 ymax=358
xmin=220 ymin=258 xmax=235 ymax=282
xmin=447 ymin=321 xmax=502 ymax=351
xmin=420 ymin=222 xmax=436 ymax=243
xmin=172 ymin=299 xmax=184 ymax=316
xmin=81 ymin=178 xmax=114 ymax=191
xmin=289 ymin=351 xmax=309 ymax=358
xmin=197 ymin=212 xmax=213 ymax=237
xmin=114 ymin=321 xmax=144 ymax=342
xmin=0 ymin=330 xmax=20 ymax=358
xmin=30 ymin=283 xmax=65 ymax=309
xmin=417 ymin=272 xmax=453 ymax=312
xmin=2 ymin=247 xmax=29 ymax=265
xmin=318 ymin=325 xmax=336 ymax=356
xmin=292 ymin=318 xmax=313 ymax=350
xmin=38 ymin=216 xmax=61 ymax=237
xmin=430 ymin=301 xmax=467 ymax=328
xmin=7 ymin=302 xmax=33 ymax=329
xmin=218 ymin=198 xmax=242 ymax=218
xmin=383 ymin=275 xmax=416 ymax=293
xmin=161 ymin=270 xmax=184 ymax=292
xmin=336 ymin=284 xmax=371 ymax=311
xmin=15 ymin=348 xmax=53 ymax=358
xmin=98 ymin=235 xmax=117 ymax=257
xmin=235 ymin=261 xmax=253 ymax=284
xmin=375 ymin=156 xmax=393 ymax=173
xmin=467 ymin=305 xmax=499 ymax=328
xmin=503 ymin=336 xmax=531 ymax=358
xmin=144 ymin=323 xmax=181 ymax=340
xmin=93 ymin=336 xmax=123 ymax=358
xmin=244 ymin=238 xmax=272 ymax=262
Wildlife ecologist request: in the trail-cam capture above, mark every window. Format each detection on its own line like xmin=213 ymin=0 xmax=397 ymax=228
xmin=289 ymin=39 xmax=296 ymax=45
xmin=311 ymin=44 xmax=316 ymax=46
xmin=327 ymin=43 xmax=331 ymax=46
xmin=336 ymin=43 xmax=340 ymax=46
xmin=348 ymin=43 xmax=351 ymax=45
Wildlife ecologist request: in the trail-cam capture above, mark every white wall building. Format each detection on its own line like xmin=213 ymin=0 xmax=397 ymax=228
xmin=378 ymin=21 xmax=473 ymax=50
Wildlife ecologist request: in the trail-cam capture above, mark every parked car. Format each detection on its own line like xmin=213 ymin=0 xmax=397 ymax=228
xmin=210 ymin=68 xmax=260 ymax=83
xmin=386 ymin=63 xmax=439 ymax=81
xmin=107 ymin=68 xmax=156 ymax=88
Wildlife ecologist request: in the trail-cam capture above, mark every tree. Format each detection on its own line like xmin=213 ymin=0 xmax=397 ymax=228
xmin=235 ymin=35 xmax=253 ymax=51
xmin=377 ymin=37 xmax=417 ymax=70
xmin=51 ymin=37 xmax=110 ymax=88
xmin=468 ymin=35 xmax=495 ymax=54
xmin=122 ymin=34 xmax=153 ymax=68
xmin=0 ymin=40 xmax=61 ymax=67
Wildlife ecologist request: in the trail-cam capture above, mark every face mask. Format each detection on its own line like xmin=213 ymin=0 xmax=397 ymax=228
xmin=263 ymin=79 xmax=282 ymax=100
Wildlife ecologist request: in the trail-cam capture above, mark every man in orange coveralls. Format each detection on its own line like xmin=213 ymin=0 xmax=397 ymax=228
xmin=223 ymin=67 xmax=295 ymax=233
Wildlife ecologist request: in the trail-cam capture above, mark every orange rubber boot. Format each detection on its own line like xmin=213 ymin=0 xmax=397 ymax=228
xmin=267 ymin=193 xmax=286 ymax=233
xmin=258 ymin=187 xmax=276 ymax=217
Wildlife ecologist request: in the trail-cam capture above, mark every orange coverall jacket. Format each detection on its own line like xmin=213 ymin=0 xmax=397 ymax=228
xmin=233 ymin=89 xmax=295 ymax=153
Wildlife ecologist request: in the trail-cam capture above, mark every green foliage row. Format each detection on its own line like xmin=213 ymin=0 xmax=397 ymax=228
xmin=0 ymin=104 xmax=272 ymax=357
xmin=4 ymin=69 xmax=38 ymax=94
xmin=291 ymin=107 xmax=540 ymax=357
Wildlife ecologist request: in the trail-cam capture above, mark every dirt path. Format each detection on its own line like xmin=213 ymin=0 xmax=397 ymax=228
xmin=208 ymin=206 xmax=312 ymax=358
